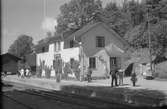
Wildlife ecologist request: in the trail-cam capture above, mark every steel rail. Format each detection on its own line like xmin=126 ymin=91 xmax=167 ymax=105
xmin=2 ymin=93 xmax=34 ymax=109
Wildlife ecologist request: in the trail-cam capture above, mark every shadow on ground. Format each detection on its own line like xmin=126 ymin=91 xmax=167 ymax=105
xmin=61 ymin=85 xmax=167 ymax=108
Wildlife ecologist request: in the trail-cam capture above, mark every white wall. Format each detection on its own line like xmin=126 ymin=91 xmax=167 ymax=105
xmin=37 ymin=42 xmax=80 ymax=67
xmin=37 ymin=43 xmax=54 ymax=67
xmin=61 ymin=47 xmax=80 ymax=63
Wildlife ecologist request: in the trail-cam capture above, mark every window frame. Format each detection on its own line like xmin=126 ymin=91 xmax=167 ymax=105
xmin=110 ymin=57 xmax=117 ymax=65
xmin=96 ymin=36 xmax=105 ymax=48
xmin=89 ymin=57 xmax=96 ymax=69
xmin=54 ymin=41 xmax=61 ymax=51
xmin=70 ymin=40 xmax=74 ymax=48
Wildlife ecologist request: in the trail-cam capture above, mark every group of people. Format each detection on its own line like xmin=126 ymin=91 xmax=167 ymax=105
xmin=17 ymin=59 xmax=32 ymax=78
xmin=110 ymin=66 xmax=137 ymax=87
xmin=18 ymin=68 xmax=31 ymax=78
xmin=110 ymin=68 xmax=124 ymax=87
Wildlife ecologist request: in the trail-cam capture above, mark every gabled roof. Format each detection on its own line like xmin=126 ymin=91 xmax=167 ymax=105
xmin=65 ymin=22 xmax=101 ymax=40
xmin=65 ymin=22 xmax=129 ymax=47
xmin=35 ymin=35 xmax=62 ymax=50
xmin=1 ymin=53 xmax=21 ymax=64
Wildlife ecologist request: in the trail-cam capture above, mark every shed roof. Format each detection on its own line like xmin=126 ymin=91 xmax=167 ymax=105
xmin=1 ymin=53 xmax=21 ymax=64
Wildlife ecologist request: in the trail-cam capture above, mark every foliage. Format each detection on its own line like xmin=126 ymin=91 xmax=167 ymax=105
xmin=124 ymin=0 xmax=167 ymax=57
xmin=45 ymin=66 xmax=51 ymax=79
xmin=71 ymin=60 xmax=80 ymax=80
xmin=56 ymin=0 xmax=167 ymax=58
xmin=63 ymin=63 xmax=72 ymax=79
xmin=98 ymin=56 xmax=109 ymax=77
xmin=8 ymin=34 xmax=34 ymax=58
xmin=36 ymin=66 xmax=42 ymax=78
xmin=36 ymin=60 xmax=43 ymax=78
xmin=63 ymin=60 xmax=80 ymax=80
xmin=36 ymin=60 xmax=51 ymax=78
xmin=56 ymin=0 xmax=102 ymax=34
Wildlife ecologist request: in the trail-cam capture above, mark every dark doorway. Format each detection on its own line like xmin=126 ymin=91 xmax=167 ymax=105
xmin=110 ymin=57 xmax=117 ymax=71
xmin=124 ymin=63 xmax=134 ymax=76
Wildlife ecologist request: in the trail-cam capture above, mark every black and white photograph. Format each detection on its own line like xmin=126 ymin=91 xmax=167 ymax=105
xmin=1 ymin=0 xmax=167 ymax=108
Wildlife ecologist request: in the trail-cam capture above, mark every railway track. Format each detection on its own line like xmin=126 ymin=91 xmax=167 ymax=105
xmin=3 ymin=89 xmax=129 ymax=109
xmin=2 ymin=81 xmax=160 ymax=109
xmin=2 ymin=93 xmax=34 ymax=109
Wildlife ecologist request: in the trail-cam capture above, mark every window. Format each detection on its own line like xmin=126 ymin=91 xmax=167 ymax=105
xmin=110 ymin=57 xmax=117 ymax=65
xmin=55 ymin=42 xmax=61 ymax=51
xmin=58 ymin=42 xmax=61 ymax=50
xmin=89 ymin=57 xmax=96 ymax=69
xmin=54 ymin=43 xmax=57 ymax=51
xmin=70 ymin=58 xmax=74 ymax=68
xmin=96 ymin=36 xmax=105 ymax=47
xmin=70 ymin=40 xmax=74 ymax=48
xmin=41 ymin=46 xmax=48 ymax=53
xmin=42 ymin=47 xmax=45 ymax=52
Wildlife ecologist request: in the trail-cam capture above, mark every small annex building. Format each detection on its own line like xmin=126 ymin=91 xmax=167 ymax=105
xmin=1 ymin=53 xmax=21 ymax=74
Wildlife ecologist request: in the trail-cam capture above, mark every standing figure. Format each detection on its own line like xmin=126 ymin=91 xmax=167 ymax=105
xmin=110 ymin=68 xmax=118 ymax=87
xmin=20 ymin=68 xmax=25 ymax=78
xmin=131 ymin=72 xmax=137 ymax=86
xmin=87 ymin=67 xmax=92 ymax=82
xmin=118 ymin=69 xmax=124 ymax=86
xmin=25 ymin=68 xmax=31 ymax=78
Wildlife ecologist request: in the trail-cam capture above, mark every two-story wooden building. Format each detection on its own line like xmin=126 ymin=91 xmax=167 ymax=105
xmin=64 ymin=22 xmax=130 ymax=78
xmin=35 ymin=22 xmax=130 ymax=79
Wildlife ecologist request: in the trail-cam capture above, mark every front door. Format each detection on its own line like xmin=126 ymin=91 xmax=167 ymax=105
xmin=110 ymin=57 xmax=117 ymax=71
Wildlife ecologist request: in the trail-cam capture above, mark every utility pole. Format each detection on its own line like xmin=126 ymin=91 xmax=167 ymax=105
xmin=147 ymin=4 xmax=153 ymax=77
xmin=73 ymin=36 xmax=84 ymax=81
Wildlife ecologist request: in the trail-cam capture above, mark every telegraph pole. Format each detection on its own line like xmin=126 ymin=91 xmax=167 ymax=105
xmin=147 ymin=4 xmax=153 ymax=76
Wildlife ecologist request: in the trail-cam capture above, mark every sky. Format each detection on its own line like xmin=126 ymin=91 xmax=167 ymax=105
xmin=1 ymin=0 xmax=125 ymax=54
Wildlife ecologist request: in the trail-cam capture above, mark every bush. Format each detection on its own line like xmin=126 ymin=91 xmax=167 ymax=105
xmin=155 ymin=61 xmax=167 ymax=79
xmin=62 ymin=60 xmax=80 ymax=80
xmin=45 ymin=66 xmax=51 ymax=79
xmin=63 ymin=63 xmax=72 ymax=80
xmin=36 ymin=66 xmax=42 ymax=78
xmin=72 ymin=60 xmax=80 ymax=80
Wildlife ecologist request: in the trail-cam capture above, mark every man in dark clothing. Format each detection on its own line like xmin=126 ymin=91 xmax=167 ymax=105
xmin=87 ymin=67 xmax=92 ymax=82
xmin=110 ymin=68 xmax=118 ymax=87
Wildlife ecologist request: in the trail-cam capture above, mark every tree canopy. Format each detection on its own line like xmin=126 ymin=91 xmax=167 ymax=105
xmin=8 ymin=35 xmax=34 ymax=58
xmin=55 ymin=0 xmax=167 ymax=57
xmin=124 ymin=0 xmax=167 ymax=57
xmin=56 ymin=0 xmax=102 ymax=34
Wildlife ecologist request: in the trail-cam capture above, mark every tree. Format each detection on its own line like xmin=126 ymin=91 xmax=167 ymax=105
xmin=8 ymin=35 xmax=34 ymax=58
xmin=124 ymin=0 xmax=167 ymax=57
xmin=124 ymin=20 xmax=167 ymax=56
xmin=56 ymin=0 xmax=102 ymax=34
xmin=101 ymin=1 xmax=142 ymax=37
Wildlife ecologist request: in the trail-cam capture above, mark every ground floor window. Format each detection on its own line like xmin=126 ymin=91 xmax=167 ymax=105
xmin=110 ymin=57 xmax=117 ymax=65
xmin=89 ymin=57 xmax=96 ymax=69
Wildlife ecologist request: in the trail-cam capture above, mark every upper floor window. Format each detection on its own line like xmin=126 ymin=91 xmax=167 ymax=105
xmin=96 ymin=36 xmax=105 ymax=47
xmin=55 ymin=41 xmax=61 ymax=51
xmin=58 ymin=42 xmax=61 ymax=51
xmin=42 ymin=46 xmax=48 ymax=53
xmin=89 ymin=57 xmax=96 ymax=69
xmin=70 ymin=40 xmax=74 ymax=48
xmin=42 ymin=47 xmax=45 ymax=52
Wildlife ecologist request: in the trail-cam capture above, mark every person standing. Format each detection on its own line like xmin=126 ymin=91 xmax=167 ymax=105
xmin=110 ymin=67 xmax=118 ymax=87
xmin=87 ymin=67 xmax=92 ymax=82
xmin=118 ymin=69 xmax=124 ymax=86
xmin=131 ymin=72 xmax=137 ymax=86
